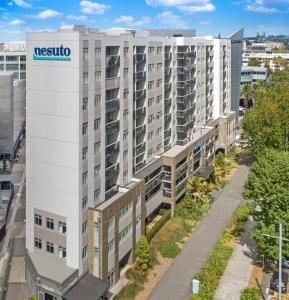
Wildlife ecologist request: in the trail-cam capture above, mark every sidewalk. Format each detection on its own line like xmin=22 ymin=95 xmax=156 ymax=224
xmin=214 ymin=220 xmax=256 ymax=300
xmin=148 ymin=163 xmax=250 ymax=300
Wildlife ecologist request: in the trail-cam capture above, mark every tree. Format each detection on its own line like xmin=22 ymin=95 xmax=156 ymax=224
xmin=272 ymin=56 xmax=288 ymax=70
xmin=244 ymin=150 xmax=289 ymax=264
xmin=135 ymin=235 xmax=150 ymax=271
xmin=248 ymin=58 xmax=259 ymax=67
xmin=242 ymin=70 xmax=289 ymax=153
xmin=241 ymin=83 xmax=252 ymax=109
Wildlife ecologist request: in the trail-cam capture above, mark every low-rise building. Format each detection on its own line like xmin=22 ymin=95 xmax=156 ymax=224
xmin=241 ymin=66 xmax=268 ymax=85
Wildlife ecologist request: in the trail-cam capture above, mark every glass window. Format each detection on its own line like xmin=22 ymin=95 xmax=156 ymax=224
xmin=6 ymin=55 xmax=17 ymax=61
xmin=83 ymin=97 xmax=88 ymax=111
xmin=124 ymin=47 xmax=129 ymax=58
xmin=46 ymin=242 xmax=54 ymax=254
xmin=6 ymin=64 xmax=18 ymax=71
xmin=119 ymin=223 xmax=132 ymax=242
xmin=58 ymin=221 xmax=67 ymax=234
xmin=157 ymin=47 xmax=162 ymax=55
xmin=123 ymin=109 xmax=129 ymax=120
xmin=148 ymin=81 xmax=154 ymax=90
xmin=94 ymin=118 xmax=101 ymax=130
xmin=20 ymin=55 xmax=26 ymax=61
xmin=34 ymin=238 xmax=42 ymax=249
xmin=124 ymin=68 xmax=128 ymax=78
xmin=123 ymin=150 xmax=128 ymax=161
xmin=46 ymin=218 xmax=54 ymax=230
xmin=119 ymin=202 xmax=132 ymax=220
xmin=0 ymin=64 xmax=4 ymax=71
xmin=95 ymin=71 xmax=101 ymax=83
xmin=94 ymin=94 xmax=101 ymax=107
xmin=82 ymin=147 xmax=88 ymax=161
xmin=94 ymin=247 xmax=99 ymax=257
xmin=94 ymin=189 xmax=100 ymax=202
xmin=108 ymin=216 xmax=115 ymax=230
xmin=148 ymin=97 xmax=154 ymax=107
xmin=82 ymin=221 xmax=87 ymax=235
xmin=82 ymin=122 xmax=88 ymax=135
xmin=82 ymin=246 xmax=87 ymax=259
xmin=148 ymin=47 xmax=154 ymax=54
xmin=0 ymin=56 xmax=4 ymax=61
xmin=136 ymin=215 xmax=141 ymax=227
xmin=82 ymin=196 xmax=88 ymax=210
xmin=108 ymin=239 xmax=115 ymax=253
xmin=156 ymin=95 xmax=162 ymax=104
xmin=94 ymin=222 xmax=99 ymax=233
xmin=82 ymin=172 xmax=88 ymax=185
xmin=157 ymin=79 xmax=162 ymax=87
xmin=123 ymin=89 xmax=129 ymax=99
xmin=83 ymin=48 xmax=88 ymax=60
xmin=58 ymin=246 xmax=66 ymax=258
xmin=95 ymin=47 xmax=101 ymax=59
xmin=34 ymin=214 xmax=42 ymax=226
xmin=83 ymin=72 xmax=88 ymax=85
xmin=94 ymin=165 xmax=100 ymax=178
xmin=94 ymin=141 xmax=100 ymax=154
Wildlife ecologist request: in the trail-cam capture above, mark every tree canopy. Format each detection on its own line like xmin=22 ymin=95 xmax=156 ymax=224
xmin=242 ymin=70 xmax=289 ymax=153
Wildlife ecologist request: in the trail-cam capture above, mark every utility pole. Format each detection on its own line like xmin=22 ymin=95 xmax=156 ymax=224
xmin=262 ymin=224 xmax=289 ymax=300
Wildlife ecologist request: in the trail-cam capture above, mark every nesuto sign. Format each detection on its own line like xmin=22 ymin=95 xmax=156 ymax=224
xmin=33 ymin=45 xmax=71 ymax=61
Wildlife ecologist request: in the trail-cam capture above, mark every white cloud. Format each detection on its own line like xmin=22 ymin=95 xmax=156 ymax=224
xmin=157 ymin=11 xmax=187 ymax=27
xmin=8 ymin=19 xmax=25 ymax=25
xmin=67 ymin=15 xmax=88 ymax=20
xmin=147 ymin=0 xmax=215 ymax=12
xmin=35 ymin=9 xmax=62 ymax=19
xmin=80 ymin=1 xmax=111 ymax=14
xmin=114 ymin=15 xmax=151 ymax=27
xmin=199 ymin=20 xmax=211 ymax=25
xmin=243 ymin=0 xmax=288 ymax=13
xmin=11 ymin=0 xmax=31 ymax=8
xmin=7 ymin=2 xmax=14 ymax=6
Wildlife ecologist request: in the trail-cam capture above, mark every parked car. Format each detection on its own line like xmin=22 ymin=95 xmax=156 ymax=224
xmin=270 ymin=271 xmax=289 ymax=293
xmin=282 ymin=259 xmax=289 ymax=269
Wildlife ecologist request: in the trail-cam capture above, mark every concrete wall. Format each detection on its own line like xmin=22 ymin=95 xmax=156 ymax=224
xmin=13 ymin=80 xmax=26 ymax=143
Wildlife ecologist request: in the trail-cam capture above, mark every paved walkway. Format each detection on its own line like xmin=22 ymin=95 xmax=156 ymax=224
xmin=149 ymin=164 xmax=250 ymax=300
xmin=214 ymin=220 xmax=256 ymax=300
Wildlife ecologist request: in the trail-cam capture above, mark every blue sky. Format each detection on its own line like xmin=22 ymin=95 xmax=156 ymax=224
xmin=0 ymin=0 xmax=289 ymax=42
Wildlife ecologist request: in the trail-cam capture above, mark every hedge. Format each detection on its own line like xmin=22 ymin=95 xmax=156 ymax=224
xmin=146 ymin=210 xmax=171 ymax=243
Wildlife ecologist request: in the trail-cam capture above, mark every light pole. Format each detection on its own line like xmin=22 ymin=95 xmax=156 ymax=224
xmin=262 ymin=224 xmax=289 ymax=300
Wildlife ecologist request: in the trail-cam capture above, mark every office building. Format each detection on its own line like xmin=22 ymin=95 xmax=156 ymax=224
xmin=25 ymin=26 xmax=242 ymax=299
xmin=0 ymin=73 xmax=25 ymax=173
xmin=241 ymin=66 xmax=268 ymax=85
xmin=0 ymin=42 xmax=27 ymax=80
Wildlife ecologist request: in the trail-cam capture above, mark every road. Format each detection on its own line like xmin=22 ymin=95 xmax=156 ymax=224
xmin=149 ymin=163 xmax=250 ymax=300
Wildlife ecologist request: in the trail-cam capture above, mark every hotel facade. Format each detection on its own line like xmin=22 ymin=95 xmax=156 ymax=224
xmin=25 ymin=26 xmax=243 ymax=299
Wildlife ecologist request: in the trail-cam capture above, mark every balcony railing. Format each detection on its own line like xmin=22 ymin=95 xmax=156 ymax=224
xmin=106 ymin=55 xmax=120 ymax=67
xmin=106 ymin=99 xmax=120 ymax=113
xmin=134 ymin=71 xmax=146 ymax=82
xmin=134 ymin=54 xmax=146 ymax=64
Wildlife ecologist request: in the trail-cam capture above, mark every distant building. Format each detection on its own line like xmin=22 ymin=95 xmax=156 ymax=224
xmin=0 ymin=73 xmax=25 ymax=173
xmin=241 ymin=66 xmax=268 ymax=85
xmin=0 ymin=42 xmax=26 ymax=80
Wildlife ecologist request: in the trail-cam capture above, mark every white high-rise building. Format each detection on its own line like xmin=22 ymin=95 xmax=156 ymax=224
xmin=25 ymin=26 xmax=243 ymax=300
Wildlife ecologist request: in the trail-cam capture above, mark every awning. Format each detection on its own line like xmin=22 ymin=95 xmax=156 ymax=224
xmin=64 ymin=273 xmax=110 ymax=300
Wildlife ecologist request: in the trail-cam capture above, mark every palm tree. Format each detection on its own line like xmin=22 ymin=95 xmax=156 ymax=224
xmin=241 ymin=83 xmax=252 ymax=109
xmin=272 ymin=56 xmax=288 ymax=70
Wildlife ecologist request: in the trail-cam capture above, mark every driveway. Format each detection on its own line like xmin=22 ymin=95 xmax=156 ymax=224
xmin=149 ymin=164 xmax=250 ymax=300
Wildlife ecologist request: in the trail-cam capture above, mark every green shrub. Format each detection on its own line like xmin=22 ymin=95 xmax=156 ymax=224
xmin=157 ymin=240 xmax=180 ymax=258
xmin=240 ymin=287 xmax=261 ymax=300
xmin=114 ymin=282 xmax=144 ymax=300
xmin=232 ymin=204 xmax=250 ymax=223
xmin=135 ymin=235 xmax=150 ymax=271
xmin=126 ymin=268 xmax=148 ymax=284
xmin=146 ymin=210 xmax=171 ymax=243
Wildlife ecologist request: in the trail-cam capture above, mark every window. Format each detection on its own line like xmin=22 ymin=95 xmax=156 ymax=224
xmin=124 ymin=47 xmax=129 ymax=58
xmin=123 ymin=150 xmax=128 ymax=161
xmin=148 ymin=149 xmax=153 ymax=157
xmin=46 ymin=218 xmax=54 ymax=230
xmin=148 ymin=81 xmax=154 ymax=90
xmin=82 ymin=221 xmax=87 ymax=235
xmin=108 ymin=216 xmax=115 ymax=230
xmin=94 ymin=222 xmax=99 ymax=233
xmin=123 ymin=171 xmax=128 ymax=183
xmin=94 ymin=118 xmax=101 ymax=131
xmin=94 ymin=141 xmax=100 ymax=154
xmin=119 ymin=223 xmax=132 ymax=242
xmin=82 ymin=246 xmax=87 ymax=259
xmin=82 ymin=196 xmax=88 ymax=210
xmin=94 ymin=165 xmax=100 ymax=178
xmin=119 ymin=202 xmax=132 ymax=220
xmin=148 ymin=131 xmax=154 ymax=141
xmin=58 ymin=221 xmax=67 ymax=234
xmin=82 ymin=172 xmax=88 ymax=185
xmin=157 ymin=63 xmax=162 ymax=70
xmin=34 ymin=238 xmax=42 ymax=249
xmin=95 ymin=47 xmax=101 ymax=59
xmin=148 ymin=47 xmax=155 ymax=54
xmin=34 ymin=214 xmax=42 ymax=226
xmin=156 ymin=127 xmax=161 ymax=136
xmin=136 ymin=215 xmax=141 ymax=227
xmin=94 ymin=94 xmax=101 ymax=107
xmin=156 ymin=111 xmax=162 ymax=120
xmin=108 ymin=239 xmax=115 ymax=253
xmin=83 ymin=97 xmax=88 ymax=111
xmin=136 ymin=194 xmax=141 ymax=206
xmin=83 ymin=48 xmax=88 ymax=60
xmin=157 ymin=79 xmax=162 ymax=88
xmin=46 ymin=242 xmax=54 ymax=254
xmin=94 ymin=188 xmax=100 ymax=202
xmin=148 ymin=115 xmax=153 ymax=124
xmin=156 ymin=95 xmax=162 ymax=104
xmin=82 ymin=122 xmax=88 ymax=135
xmin=148 ymin=97 xmax=154 ymax=107
xmin=83 ymin=72 xmax=88 ymax=85
xmin=58 ymin=246 xmax=66 ymax=258
xmin=94 ymin=247 xmax=99 ymax=257
xmin=148 ymin=64 xmax=155 ymax=72
xmin=157 ymin=47 xmax=162 ymax=55
xmin=82 ymin=147 xmax=88 ymax=161
xmin=123 ymin=130 xmax=128 ymax=140
xmin=123 ymin=89 xmax=129 ymax=99
xmin=124 ymin=68 xmax=128 ymax=78
xmin=123 ymin=109 xmax=129 ymax=120
xmin=95 ymin=71 xmax=101 ymax=83
xmin=6 ymin=55 xmax=17 ymax=61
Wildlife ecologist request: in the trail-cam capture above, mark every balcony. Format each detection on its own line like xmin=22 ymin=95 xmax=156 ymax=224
xmin=165 ymin=52 xmax=172 ymax=60
xmin=135 ymin=125 xmax=146 ymax=136
xmin=106 ymin=141 xmax=120 ymax=153
xmin=135 ymin=143 xmax=146 ymax=156
xmin=164 ymin=129 xmax=171 ymax=140
xmin=106 ymin=120 xmax=119 ymax=133
xmin=187 ymin=52 xmax=196 ymax=59
xmin=106 ymin=163 xmax=120 ymax=177
xmin=176 ymin=162 xmax=188 ymax=178
xmin=163 ymin=187 xmax=171 ymax=198
xmin=134 ymin=53 xmax=146 ymax=64
xmin=134 ymin=71 xmax=146 ymax=82
xmin=105 ymin=99 xmax=120 ymax=113
xmin=106 ymin=77 xmax=120 ymax=89
xmin=135 ymin=160 xmax=146 ymax=172
xmin=106 ymin=55 xmax=120 ymax=67
xmin=135 ymin=89 xmax=146 ymax=101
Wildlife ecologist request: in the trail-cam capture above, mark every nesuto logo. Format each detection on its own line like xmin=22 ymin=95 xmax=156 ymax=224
xmin=33 ymin=45 xmax=71 ymax=61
